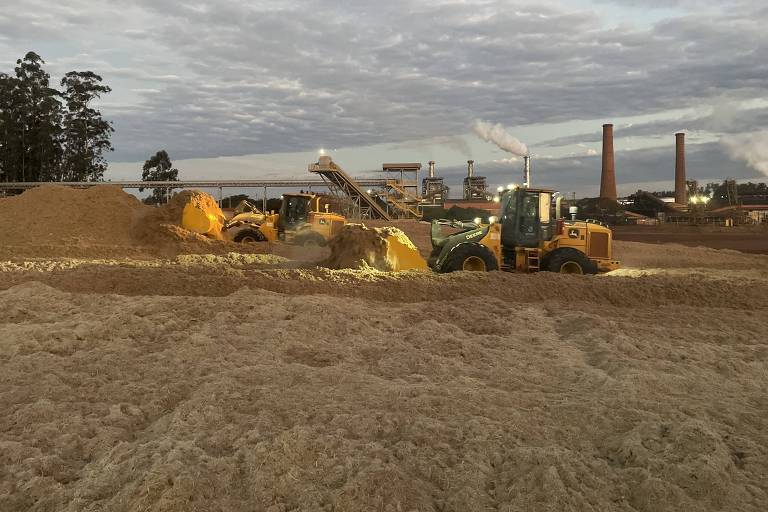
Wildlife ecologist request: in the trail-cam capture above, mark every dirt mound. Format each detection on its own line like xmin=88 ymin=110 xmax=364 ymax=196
xmin=0 ymin=186 xmax=242 ymax=259
xmin=323 ymin=224 xmax=423 ymax=271
xmin=0 ymin=184 xmax=148 ymax=248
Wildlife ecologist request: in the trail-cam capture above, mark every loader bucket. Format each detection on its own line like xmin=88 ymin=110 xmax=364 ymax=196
xmin=384 ymin=233 xmax=429 ymax=271
xmin=182 ymin=203 xmax=220 ymax=236
xmin=324 ymin=224 xmax=428 ymax=271
xmin=175 ymin=191 xmax=226 ymax=239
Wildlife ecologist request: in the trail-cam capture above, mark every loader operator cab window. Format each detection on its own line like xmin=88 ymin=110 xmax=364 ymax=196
xmin=520 ymin=192 xmax=539 ymax=235
xmin=284 ymin=196 xmax=309 ymax=226
xmin=502 ymin=190 xmax=541 ymax=248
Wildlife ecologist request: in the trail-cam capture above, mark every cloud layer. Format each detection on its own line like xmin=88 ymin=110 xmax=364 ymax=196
xmin=1 ymin=0 xmax=766 ymax=183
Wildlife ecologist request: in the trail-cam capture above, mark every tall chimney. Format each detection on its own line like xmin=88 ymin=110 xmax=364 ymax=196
xmin=600 ymin=123 xmax=617 ymax=201
xmin=428 ymin=160 xmax=436 ymax=178
xmin=675 ymin=132 xmax=686 ymax=204
xmin=523 ymin=156 xmax=531 ymax=188
xmin=467 ymin=160 xmax=474 ymax=178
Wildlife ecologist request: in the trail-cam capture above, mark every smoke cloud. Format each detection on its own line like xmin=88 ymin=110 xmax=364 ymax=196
xmin=721 ymin=132 xmax=768 ymax=176
xmin=473 ymin=120 xmax=529 ymax=157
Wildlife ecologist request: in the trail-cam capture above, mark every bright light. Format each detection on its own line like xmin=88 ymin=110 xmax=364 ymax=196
xmin=493 ymin=195 xmax=500 ymax=203
xmin=319 ymin=148 xmax=326 ymax=156
xmin=690 ymin=196 xmax=699 ymax=204
xmin=366 ymin=189 xmax=372 ymax=194
xmin=702 ymin=196 xmax=711 ymax=204
xmin=507 ymin=183 xmax=518 ymax=190
xmin=497 ymin=186 xmax=504 ymax=192
xmin=488 ymin=216 xmax=498 ymax=224
xmin=473 ymin=217 xmax=482 ymax=224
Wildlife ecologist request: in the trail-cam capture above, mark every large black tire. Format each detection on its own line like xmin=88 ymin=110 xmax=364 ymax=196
xmin=441 ymin=244 xmax=499 ymax=273
xmin=294 ymin=230 xmax=327 ymax=247
xmin=543 ymin=248 xmax=598 ymax=275
xmin=233 ymin=228 xmax=266 ymax=243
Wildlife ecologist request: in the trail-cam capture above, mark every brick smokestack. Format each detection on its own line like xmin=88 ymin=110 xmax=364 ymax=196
xmin=675 ymin=132 xmax=686 ymax=204
xmin=600 ymin=124 xmax=617 ymax=201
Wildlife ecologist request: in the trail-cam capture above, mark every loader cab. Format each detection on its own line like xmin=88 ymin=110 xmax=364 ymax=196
xmin=277 ymin=193 xmax=317 ymax=232
xmin=499 ymin=187 xmax=554 ymax=248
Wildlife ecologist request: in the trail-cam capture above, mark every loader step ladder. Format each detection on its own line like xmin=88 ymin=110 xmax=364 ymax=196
xmin=525 ymin=248 xmax=540 ymax=272
xmin=309 ymin=157 xmax=391 ymax=220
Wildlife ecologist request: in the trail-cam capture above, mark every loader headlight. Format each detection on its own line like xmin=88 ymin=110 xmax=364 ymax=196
xmin=493 ymin=196 xmax=500 ymax=203
xmin=488 ymin=216 xmax=498 ymax=224
xmin=473 ymin=217 xmax=482 ymax=225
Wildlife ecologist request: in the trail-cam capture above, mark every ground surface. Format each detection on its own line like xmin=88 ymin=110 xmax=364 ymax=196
xmin=1 ymin=190 xmax=767 ymax=511
xmin=613 ymin=224 xmax=768 ymax=254
xmin=1 ymin=242 xmax=767 ymax=512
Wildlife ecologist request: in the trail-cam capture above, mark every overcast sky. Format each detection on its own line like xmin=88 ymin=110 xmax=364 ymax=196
xmin=1 ymin=0 xmax=767 ymax=196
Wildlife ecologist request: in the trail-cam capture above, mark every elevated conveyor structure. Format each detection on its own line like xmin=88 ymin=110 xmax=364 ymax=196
xmin=309 ymin=156 xmax=391 ymax=220
xmin=385 ymin=180 xmax=422 ymax=218
xmin=382 ymin=163 xmax=422 ymax=219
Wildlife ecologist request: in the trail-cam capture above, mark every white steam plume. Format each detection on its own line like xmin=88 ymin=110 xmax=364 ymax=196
xmin=721 ymin=132 xmax=768 ymax=176
xmin=473 ymin=120 xmax=529 ymax=157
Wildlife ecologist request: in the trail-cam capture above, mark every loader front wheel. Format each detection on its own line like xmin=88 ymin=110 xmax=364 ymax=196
xmin=233 ymin=229 xmax=266 ymax=243
xmin=544 ymin=248 xmax=598 ymax=275
xmin=442 ymin=244 xmax=498 ymax=273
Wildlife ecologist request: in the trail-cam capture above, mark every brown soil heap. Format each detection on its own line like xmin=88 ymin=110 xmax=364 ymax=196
xmin=0 ymin=242 xmax=767 ymax=511
xmin=0 ymin=184 xmax=146 ymax=248
xmin=0 ymin=186 xmax=236 ymax=259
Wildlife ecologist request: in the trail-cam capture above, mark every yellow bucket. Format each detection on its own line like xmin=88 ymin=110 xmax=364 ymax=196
xmin=182 ymin=203 xmax=224 ymax=238
xmin=385 ymin=235 xmax=428 ymax=271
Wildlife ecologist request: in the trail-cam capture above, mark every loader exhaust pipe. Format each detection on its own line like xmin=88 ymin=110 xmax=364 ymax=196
xmin=523 ymin=156 xmax=531 ymax=188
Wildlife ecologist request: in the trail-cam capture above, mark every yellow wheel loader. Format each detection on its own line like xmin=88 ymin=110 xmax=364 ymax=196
xmin=428 ymin=186 xmax=619 ymax=274
xmin=229 ymin=193 xmax=347 ymax=247
xmin=223 ymin=200 xmax=269 ymax=243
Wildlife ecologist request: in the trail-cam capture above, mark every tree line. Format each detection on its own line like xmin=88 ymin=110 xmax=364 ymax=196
xmin=0 ymin=51 xmax=113 ymax=182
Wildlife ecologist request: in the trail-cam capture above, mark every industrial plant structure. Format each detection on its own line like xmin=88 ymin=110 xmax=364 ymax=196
xmin=463 ymin=160 xmax=489 ymax=200
xmin=600 ymin=123 xmax=617 ymax=201
xmin=422 ymin=161 xmax=449 ymax=204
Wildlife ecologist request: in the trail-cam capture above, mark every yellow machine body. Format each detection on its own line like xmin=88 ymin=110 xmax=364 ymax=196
xmin=384 ymin=235 xmax=429 ymax=271
xmin=238 ymin=194 xmax=349 ymax=246
xmin=468 ymin=218 xmax=619 ymax=273
xmin=429 ymin=187 xmax=620 ymax=274
xmin=182 ymin=202 xmax=225 ymax=238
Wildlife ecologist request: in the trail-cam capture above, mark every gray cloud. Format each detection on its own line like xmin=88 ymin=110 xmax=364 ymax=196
xmin=538 ymin=104 xmax=768 ymax=147
xmin=1 ymin=0 xmax=767 ymax=169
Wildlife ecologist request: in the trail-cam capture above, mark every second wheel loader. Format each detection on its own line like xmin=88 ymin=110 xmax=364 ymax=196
xmin=428 ymin=186 xmax=619 ymax=274
xmin=231 ymin=193 xmax=347 ymax=246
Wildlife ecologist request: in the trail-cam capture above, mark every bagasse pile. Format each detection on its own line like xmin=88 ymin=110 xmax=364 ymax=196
xmin=0 ymin=186 xmax=231 ymax=258
xmin=0 ymin=196 xmax=767 ymax=511
xmin=0 ymin=184 xmax=143 ymax=248
xmin=0 ymin=241 xmax=767 ymax=511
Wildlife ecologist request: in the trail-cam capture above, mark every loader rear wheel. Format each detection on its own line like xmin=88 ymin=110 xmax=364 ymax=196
xmin=233 ymin=229 xmax=266 ymax=243
xmin=442 ymin=244 xmax=498 ymax=273
xmin=544 ymin=248 xmax=598 ymax=275
xmin=294 ymin=231 xmax=326 ymax=247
